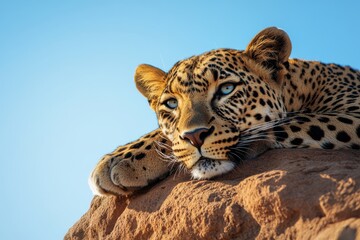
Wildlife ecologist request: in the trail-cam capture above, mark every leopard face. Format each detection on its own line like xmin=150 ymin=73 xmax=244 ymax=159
xmin=135 ymin=27 xmax=292 ymax=179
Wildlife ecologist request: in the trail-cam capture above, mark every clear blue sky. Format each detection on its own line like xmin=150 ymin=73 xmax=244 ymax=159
xmin=0 ymin=1 xmax=359 ymax=239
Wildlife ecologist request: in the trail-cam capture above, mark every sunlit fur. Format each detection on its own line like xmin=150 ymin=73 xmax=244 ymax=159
xmin=89 ymin=129 xmax=173 ymax=196
xmin=90 ymin=27 xmax=360 ymax=197
xmin=135 ymin=27 xmax=360 ymax=179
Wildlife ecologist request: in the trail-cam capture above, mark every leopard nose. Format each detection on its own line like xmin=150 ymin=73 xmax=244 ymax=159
xmin=180 ymin=127 xmax=214 ymax=148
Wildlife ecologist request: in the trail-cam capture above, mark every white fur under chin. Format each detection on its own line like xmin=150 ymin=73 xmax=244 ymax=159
xmin=191 ymin=159 xmax=235 ymax=179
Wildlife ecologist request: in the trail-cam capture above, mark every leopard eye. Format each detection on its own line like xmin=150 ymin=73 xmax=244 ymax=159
xmin=164 ymin=98 xmax=178 ymax=109
xmin=219 ymin=83 xmax=235 ymax=95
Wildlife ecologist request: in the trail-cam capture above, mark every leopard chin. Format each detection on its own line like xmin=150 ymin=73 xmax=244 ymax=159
xmin=190 ymin=157 xmax=235 ymax=179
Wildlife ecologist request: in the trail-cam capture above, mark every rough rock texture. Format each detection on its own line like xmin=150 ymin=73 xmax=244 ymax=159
xmin=65 ymin=149 xmax=360 ymax=240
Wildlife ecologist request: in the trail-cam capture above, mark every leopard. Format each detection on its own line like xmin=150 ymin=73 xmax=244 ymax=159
xmin=89 ymin=27 xmax=360 ymax=196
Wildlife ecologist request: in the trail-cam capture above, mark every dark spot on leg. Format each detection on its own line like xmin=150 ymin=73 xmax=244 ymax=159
xmin=337 ymin=117 xmax=353 ymax=124
xmin=135 ymin=153 xmax=146 ymax=160
xmin=273 ymin=126 xmax=288 ymax=142
xmin=130 ymin=141 xmax=145 ymax=149
xmin=307 ymin=125 xmax=325 ymax=141
xmin=327 ymin=125 xmax=336 ymax=131
xmin=290 ymin=138 xmax=303 ymax=146
xmin=290 ymin=125 xmax=301 ymax=133
xmin=336 ymin=131 xmax=351 ymax=143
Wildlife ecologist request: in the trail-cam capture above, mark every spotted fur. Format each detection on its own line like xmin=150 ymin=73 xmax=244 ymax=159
xmin=89 ymin=129 xmax=171 ymax=196
xmin=90 ymin=27 xmax=360 ymax=196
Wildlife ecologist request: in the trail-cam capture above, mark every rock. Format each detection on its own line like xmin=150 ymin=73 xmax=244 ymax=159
xmin=65 ymin=149 xmax=360 ymax=240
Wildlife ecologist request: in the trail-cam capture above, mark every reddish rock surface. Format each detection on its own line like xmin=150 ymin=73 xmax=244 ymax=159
xmin=65 ymin=149 xmax=360 ymax=240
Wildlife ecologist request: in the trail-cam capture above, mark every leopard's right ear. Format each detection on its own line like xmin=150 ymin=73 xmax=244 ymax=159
xmin=134 ymin=64 xmax=166 ymax=111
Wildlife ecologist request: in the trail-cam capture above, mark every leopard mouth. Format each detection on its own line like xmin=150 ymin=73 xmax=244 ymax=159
xmin=190 ymin=157 xmax=235 ymax=179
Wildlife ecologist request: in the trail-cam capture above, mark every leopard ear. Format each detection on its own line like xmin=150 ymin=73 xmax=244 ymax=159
xmin=135 ymin=64 xmax=166 ymax=110
xmin=245 ymin=27 xmax=292 ymax=81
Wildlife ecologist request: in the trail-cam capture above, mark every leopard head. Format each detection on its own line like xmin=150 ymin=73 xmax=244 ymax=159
xmin=135 ymin=27 xmax=291 ymax=179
